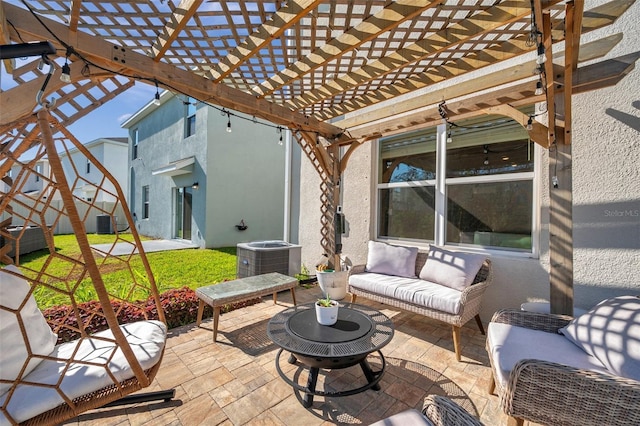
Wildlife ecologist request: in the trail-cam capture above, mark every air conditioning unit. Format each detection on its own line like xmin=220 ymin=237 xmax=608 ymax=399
xmin=236 ymin=241 xmax=301 ymax=278
xmin=96 ymin=215 xmax=113 ymax=234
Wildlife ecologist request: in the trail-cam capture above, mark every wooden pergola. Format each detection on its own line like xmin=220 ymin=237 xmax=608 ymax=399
xmin=1 ymin=0 xmax=637 ymax=314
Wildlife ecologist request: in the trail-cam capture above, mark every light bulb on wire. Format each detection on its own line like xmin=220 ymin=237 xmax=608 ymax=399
xmin=277 ymin=127 xmax=283 ymax=145
xmin=526 ymin=116 xmax=533 ymax=131
xmin=226 ymin=114 xmax=232 ymax=133
xmin=153 ymin=80 xmax=161 ymax=106
xmin=535 ymin=81 xmax=544 ymax=96
xmin=536 ymin=43 xmax=546 ymax=65
xmin=60 ymin=60 xmax=71 ymax=83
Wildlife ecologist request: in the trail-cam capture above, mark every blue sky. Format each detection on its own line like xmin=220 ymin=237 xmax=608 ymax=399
xmin=66 ymin=82 xmax=156 ymax=143
xmin=1 ymin=55 xmax=156 ymax=144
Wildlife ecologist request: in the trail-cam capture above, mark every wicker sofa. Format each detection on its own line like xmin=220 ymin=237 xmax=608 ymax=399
xmin=370 ymin=395 xmax=484 ymax=426
xmin=486 ymin=297 xmax=640 ymax=426
xmin=348 ymin=241 xmax=492 ymax=361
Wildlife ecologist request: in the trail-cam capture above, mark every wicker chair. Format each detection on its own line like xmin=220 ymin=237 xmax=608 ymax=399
xmin=1 ymin=111 xmax=171 ymax=425
xmin=486 ymin=309 xmax=640 ymax=426
xmin=370 ymin=395 xmax=483 ymax=426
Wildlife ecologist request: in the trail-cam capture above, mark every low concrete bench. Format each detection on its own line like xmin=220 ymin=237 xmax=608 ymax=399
xmin=196 ymin=272 xmax=297 ymax=342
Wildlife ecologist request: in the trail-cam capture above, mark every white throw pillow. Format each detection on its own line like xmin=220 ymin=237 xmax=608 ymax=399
xmin=419 ymin=246 xmax=486 ymax=291
xmin=365 ymin=241 xmax=419 ymax=278
xmin=560 ymin=295 xmax=640 ymax=381
xmin=0 ymin=265 xmax=58 ymax=396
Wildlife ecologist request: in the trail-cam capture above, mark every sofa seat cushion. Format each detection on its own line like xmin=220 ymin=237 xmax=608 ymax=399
xmin=0 ymin=320 xmax=167 ymax=425
xmin=487 ymin=322 xmax=609 ymax=388
xmin=349 ymin=273 xmax=462 ymax=315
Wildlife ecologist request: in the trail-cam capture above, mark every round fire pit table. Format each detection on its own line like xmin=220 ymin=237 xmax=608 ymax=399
xmin=267 ymin=302 xmax=394 ymax=407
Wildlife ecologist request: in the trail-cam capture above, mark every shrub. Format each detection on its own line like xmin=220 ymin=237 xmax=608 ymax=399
xmin=43 ymin=286 xmax=261 ymax=343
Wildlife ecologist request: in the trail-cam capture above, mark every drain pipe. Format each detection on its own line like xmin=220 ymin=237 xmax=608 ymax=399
xmin=283 ymin=128 xmax=292 ymax=242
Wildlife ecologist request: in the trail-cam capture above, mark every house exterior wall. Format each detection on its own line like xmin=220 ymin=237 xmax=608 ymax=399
xmin=298 ymin=0 xmax=639 ymax=320
xmin=124 ymin=92 xmax=288 ymax=249
xmin=58 ymin=138 xmax=128 ymax=203
xmin=204 ymin=110 xmax=287 ymax=247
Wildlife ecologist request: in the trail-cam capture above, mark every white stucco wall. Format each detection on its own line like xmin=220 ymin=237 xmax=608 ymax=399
xmin=298 ymin=1 xmax=639 ymax=320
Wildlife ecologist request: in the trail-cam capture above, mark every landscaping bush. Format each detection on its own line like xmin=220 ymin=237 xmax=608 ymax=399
xmin=43 ymin=286 xmax=261 ymax=343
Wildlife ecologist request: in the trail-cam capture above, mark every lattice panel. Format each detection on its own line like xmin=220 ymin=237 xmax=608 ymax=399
xmin=11 ymin=0 xmax=572 ymax=123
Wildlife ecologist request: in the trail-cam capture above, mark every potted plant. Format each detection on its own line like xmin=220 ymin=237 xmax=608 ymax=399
xmin=315 ymin=295 xmax=339 ymax=326
xmin=316 ymin=263 xmax=348 ymax=300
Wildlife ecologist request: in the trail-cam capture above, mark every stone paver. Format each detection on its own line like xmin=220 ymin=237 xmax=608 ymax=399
xmin=65 ymin=284 xmax=541 ymax=426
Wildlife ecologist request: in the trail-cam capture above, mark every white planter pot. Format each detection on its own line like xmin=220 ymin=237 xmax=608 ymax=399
xmin=315 ymin=301 xmax=339 ymax=326
xmin=316 ymin=270 xmax=348 ymax=300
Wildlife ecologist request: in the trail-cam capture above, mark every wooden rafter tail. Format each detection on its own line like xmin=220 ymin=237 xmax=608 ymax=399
xmin=0 ymin=1 xmax=16 ymax=73
xmin=483 ymin=105 xmax=549 ymax=148
xmin=36 ymin=108 xmax=151 ymax=387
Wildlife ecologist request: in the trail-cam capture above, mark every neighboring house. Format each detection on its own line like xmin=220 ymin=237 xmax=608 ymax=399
xmin=297 ymin=2 xmax=639 ymax=320
xmin=4 ymin=158 xmax=50 ymax=197
xmin=122 ymin=91 xmax=300 ymax=248
xmin=58 ymin=137 xmax=129 ymax=203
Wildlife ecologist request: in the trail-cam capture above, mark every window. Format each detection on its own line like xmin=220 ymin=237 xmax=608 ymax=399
xmin=132 ymin=128 xmax=139 ymax=159
xmin=185 ymin=97 xmax=196 ymax=137
xmin=86 ymin=158 xmax=91 ymax=174
xmin=35 ymin=164 xmax=41 ymax=182
xmin=377 ymin=114 xmax=535 ymax=252
xmin=142 ymin=185 xmax=150 ymax=219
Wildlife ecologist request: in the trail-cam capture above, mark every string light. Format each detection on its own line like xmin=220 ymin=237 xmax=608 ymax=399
xmin=153 ymin=80 xmax=161 ymax=106
xmin=60 ymin=60 xmax=71 ymax=83
xmin=526 ymin=116 xmax=533 ymax=130
xmin=535 ymin=81 xmax=544 ymax=96
xmin=277 ymin=127 xmax=283 ymax=145
xmin=536 ymin=43 xmax=546 ymax=65
xmin=226 ymin=113 xmax=232 ymax=133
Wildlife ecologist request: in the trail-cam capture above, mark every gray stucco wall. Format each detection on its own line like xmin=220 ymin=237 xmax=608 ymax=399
xmin=204 ymin=110 xmax=287 ymax=247
xmin=126 ymin=92 xmax=290 ymax=249
xmin=298 ymin=1 xmax=639 ymax=320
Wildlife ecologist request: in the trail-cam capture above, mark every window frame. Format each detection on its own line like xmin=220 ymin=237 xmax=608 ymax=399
xmin=374 ymin=121 xmax=540 ymax=258
xmin=132 ymin=128 xmax=139 ymax=160
xmin=184 ymin=98 xmax=197 ymax=138
xmin=142 ymin=185 xmax=150 ymax=219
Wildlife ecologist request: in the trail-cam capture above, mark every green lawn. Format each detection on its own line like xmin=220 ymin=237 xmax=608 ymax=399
xmin=16 ymin=234 xmax=237 ymax=309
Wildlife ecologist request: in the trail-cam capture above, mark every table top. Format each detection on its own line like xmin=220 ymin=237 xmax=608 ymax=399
xmin=195 ymin=272 xmax=297 ymax=305
xmin=267 ymin=303 xmax=394 ymax=359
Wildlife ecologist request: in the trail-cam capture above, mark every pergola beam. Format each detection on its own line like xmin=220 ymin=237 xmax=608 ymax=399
xmin=68 ymin=0 xmax=82 ymax=32
xmin=346 ymin=51 xmax=638 ymax=142
xmin=0 ymin=2 xmax=14 ymax=73
xmin=320 ymin=0 xmax=629 ymax=122
xmin=2 ymin=2 xmax=345 ymax=141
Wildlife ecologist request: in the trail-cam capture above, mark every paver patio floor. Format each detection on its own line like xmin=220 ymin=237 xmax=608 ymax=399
xmin=63 ymin=284 xmax=539 ymax=426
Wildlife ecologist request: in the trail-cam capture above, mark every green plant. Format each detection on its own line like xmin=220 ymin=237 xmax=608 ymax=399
xmin=317 ymin=294 xmax=334 ymax=307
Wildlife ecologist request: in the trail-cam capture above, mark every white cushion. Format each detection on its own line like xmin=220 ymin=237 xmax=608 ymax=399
xmin=369 ymin=409 xmax=432 ymax=426
xmin=0 ymin=320 xmax=167 ymax=425
xmin=0 ymin=265 xmax=58 ymax=397
xmin=487 ymin=322 xmax=609 ymax=388
xmin=560 ymin=296 xmax=640 ymax=381
xmin=349 ymin=273 xmax=462 ymax=314
xmin=365 ymin=241 xmax=419 ymax=278
xmin=419 ymin=246 xmax=486 ymax=291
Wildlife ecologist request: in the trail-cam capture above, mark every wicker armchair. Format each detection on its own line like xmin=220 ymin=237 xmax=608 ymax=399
xmin=370 ymin=395 xmax=483 ymax=426
xmin=486 ymin=309 xmax=640 ymax=426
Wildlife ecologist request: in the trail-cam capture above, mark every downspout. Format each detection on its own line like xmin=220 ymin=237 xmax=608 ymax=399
xmin=283 ymin=128 xmax=292 ymax=242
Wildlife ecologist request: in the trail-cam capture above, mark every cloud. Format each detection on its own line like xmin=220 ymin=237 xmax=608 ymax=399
xmin=118 ymin=113 xmax=133 ymax=124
